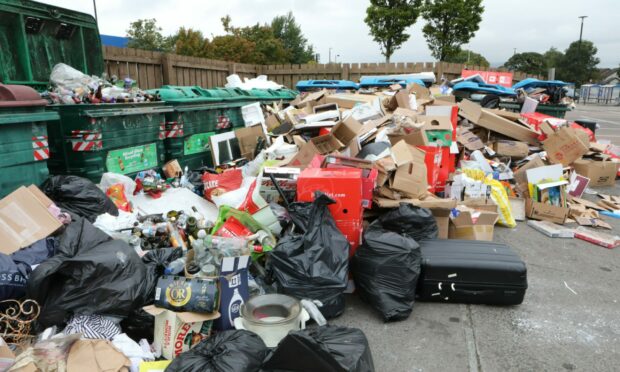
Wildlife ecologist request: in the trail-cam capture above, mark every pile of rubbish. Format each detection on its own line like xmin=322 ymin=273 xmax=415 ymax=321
xmin=1 ymin=76 xmax=619 ymax=372
xmin=43 ymin=63 xmax=160 ymax=105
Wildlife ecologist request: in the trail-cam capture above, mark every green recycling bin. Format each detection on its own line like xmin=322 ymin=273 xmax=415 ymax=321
xmin=246 ymin=88 xmax=298 ymax=104
xmin=499 ymin=102 xmax=571 ymax=119
xmin=0 ymin=84 xmax=59 ymax=197
xmin=149 ymin=86 xmax=256 ymax=170
xmin=47 ymin=103 xmax=172 ymax=182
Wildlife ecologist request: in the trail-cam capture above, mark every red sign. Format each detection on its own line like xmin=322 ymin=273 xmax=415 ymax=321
xmin=461 ymin=70 xmax=513 ymax=87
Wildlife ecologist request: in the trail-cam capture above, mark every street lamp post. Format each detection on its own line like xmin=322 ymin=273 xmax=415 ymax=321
xmin=335 ymin=54 xmax=340 ymax=63
xmin=328 ymin=48 xmax=332 ymax=64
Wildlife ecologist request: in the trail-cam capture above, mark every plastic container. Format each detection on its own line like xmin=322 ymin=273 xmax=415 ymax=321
xmin=359 ymin=77 xmax=425 ymax=88
xmin=296 ymin=80 xmax=358 ymax=92
xmin=0 ymin=84 xmax=59 ymax=197
xmin=499 ymin=102 xmax=570 ymax=119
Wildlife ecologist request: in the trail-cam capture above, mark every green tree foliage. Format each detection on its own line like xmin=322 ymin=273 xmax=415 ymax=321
xmin=422 ymin=0 xmax=484 ymax=61
xmin=557 ymin=40 xmax=600 ymax=86
xmin=205 ymin=35 xmax=257 ymax=63
xmin=174 ymin=28 xmax=208 ymax=57
xmin=543 ymin=47 xmax=564 ymax=70
xmin=271 ymin=12 xmax=315 ymax=64
xmin=503 ymin=52 xmax=547 ymax=76
xmin=445 ymin=49 xmax=489 ymax=67
xmin=126 ymin=19 xmax=173 ymax=52
xmin=365 ymin=0 xmax=423 ymax=63
xmin=222 ymin=16 xmax=290 ymax=64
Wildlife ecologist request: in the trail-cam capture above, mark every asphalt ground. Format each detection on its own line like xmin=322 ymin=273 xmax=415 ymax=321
xmin=330 ymin=106 xmax=620 ymax=371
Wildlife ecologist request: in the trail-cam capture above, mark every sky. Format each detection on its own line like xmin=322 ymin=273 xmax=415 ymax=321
xmin=38 ymin=0 xmax=619 ymax=68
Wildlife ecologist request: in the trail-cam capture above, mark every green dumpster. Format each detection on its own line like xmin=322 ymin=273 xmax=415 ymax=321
xmin=0 ymin=84 xmax=59 ymax=197
xmin=246 ymin=88 xmax=298 ymax=104
xmin=0 ymin=0 xmax=174 ymax=182
xmin=148 ymin=86 xmax=255 ymax=170
xmin=499 ymin=102 xmax=571 ymax=119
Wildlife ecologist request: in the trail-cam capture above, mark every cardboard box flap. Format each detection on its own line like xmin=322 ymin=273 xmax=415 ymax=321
xmin=27 ymin=185 xmax=54 ymax=207
xmin=0 ymin=186 xmax=62 ymax=255
xmin=458 ymin=99 xmax=483 ymax=123
xmin=391 ymin=140 xmax=425 ymax=167
xmin=143 ymin=305 xmax=220 ymax=322
xmin=420 ymin=115 xmax=453 ymax=131
xmin=332 ymin=116 xmax=362 ymax=145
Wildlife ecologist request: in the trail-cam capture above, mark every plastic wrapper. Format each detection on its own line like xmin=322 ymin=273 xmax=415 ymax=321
xmin=99 ymin=172 xmax=137 ymax=196
xmin=202 ymin=169 xmax=243 ymax=202
xmin=352 ymin=222 xmax=421 ymax=321
xmin=106 ymin=183 xmax=131 ymax=212
xmin=263 ymin=326 xmax=375 ymax=372
xmin=42 ymin=175 xmax=118 ymax=222
xmin=463 ymin=168 xmax=516 ymax=228
xmin=164 ymin=330 xmax=268 ymax=372
xmin=269 ymin=193 xmax=349 ymax=319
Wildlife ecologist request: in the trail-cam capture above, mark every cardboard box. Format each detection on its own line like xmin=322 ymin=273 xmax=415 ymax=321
xmin=572 ymin=158 xmax=619 ymax=187
xmin=336 ymin=220 xmax=363 ymax=256
xmin=325 ymin=93 xmax=383 ymax=112
xmin=0 ymin=186 xmax=62 ymax=255
xmin=391 ymin=163 xmax=428 ymax=198
xmin=143 ymin=305 xmax=219 ymax=360
xmin=214 ymin=255 xmax=250 ymax=331
xmin=493 ymin=140 xmax=529 ymax=158
xmin=509 ymin=197 xmax=526 ymax=221
xmin=525 ymin=198 xmax=569 ymax=225
xmin=162 ymin=160 xmax=182 ymax=179
xmin=297 ymin=167 xmax=365 ymax=221
xmin=457 ymin=127 xmax=485 ymax=150
xmin=66 ymin=339 xmax=131 ymax=372
xmin=235 ymin=125 xmax=266 ymax=160
xmin=431 ymin=208 xmax=451 ymax=239
xmin=419 ymin=115 xmax=453 ymax=131
xmin=0 ymin=337 xmax=15 ymax=372
xmin=458 ymin=100 xmax=540 ymax=145
xmin=260 ymin=167 xmax=300 ymax=203
xmin=287 ymin=134 xmax=344 ymax=168
xmin=448 ymin=208 xmax=499 ymax=241
xmin=322 ymin=155 xmax=379 ymax=209
xmin=331 ymin=117 xmax=362 ymax=145
xmin=542 ymin=127 xmax=589 ymax=166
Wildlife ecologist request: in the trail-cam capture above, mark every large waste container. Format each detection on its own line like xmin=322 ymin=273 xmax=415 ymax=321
xmin=0 ymin=84 xmax=59 ymax=197
xmin=149 ymin=86 xmax=255 ymax=170
xmin=246 ymin=88 xmax=298 ymax=104
xmin=499 ymin=102 xmax=571 ymax=119
xmin=0 ymin=0 xmax=175 ymax=182
xmin=47 ymin=103 xmax=172 ymax=182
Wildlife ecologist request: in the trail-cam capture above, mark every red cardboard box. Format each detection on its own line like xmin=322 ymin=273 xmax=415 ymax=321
xmin=336 ymin=220 xmax=363 ymax=257
xmin=416 ymin=146 xmax=442 ymax=193
xmin=297 ymin=167 xmax=365 ymax=222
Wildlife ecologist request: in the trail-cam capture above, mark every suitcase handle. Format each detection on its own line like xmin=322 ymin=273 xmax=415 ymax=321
xmin=454 ymin=288 xmax=495 ymax=296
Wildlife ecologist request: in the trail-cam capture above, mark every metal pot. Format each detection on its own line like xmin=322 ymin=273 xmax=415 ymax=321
xmin=233 ymin=294 xmax=309 ymax=347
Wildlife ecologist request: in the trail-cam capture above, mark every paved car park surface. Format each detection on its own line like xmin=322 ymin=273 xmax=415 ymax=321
xmin=566 ymin=104 xmax=620 ymax=146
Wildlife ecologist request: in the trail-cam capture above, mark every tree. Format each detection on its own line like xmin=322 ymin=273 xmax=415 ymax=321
xmin=205 ymin=35 xmax=257 ymax=63
xmin=126 ymin=19 xmax=173 ymax=52
xmin=271 ymin=12 xmax=315 ymax=64
xmin=422 ymin=0 xmax=484 ymax=61
xmin=445 ymin=49 xmax=489 ymax=67
xmin=221 ymin=16 xmax=289 ymax=64
xmin=503 ymin=52 xmax=546 ymax=76
xmin=543 ymin=47 xmax=564 ymax=70
xmin=365 ymin=0 xmax=423 ymax=63
xmin=557 ymin=40 xmax=600 ymax=87
xmin=173 ymin=28 xmax=208 ymax=57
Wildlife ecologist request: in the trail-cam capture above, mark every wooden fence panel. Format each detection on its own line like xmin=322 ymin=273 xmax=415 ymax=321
xmin=103 ymin=46 xmax=543 ymax=89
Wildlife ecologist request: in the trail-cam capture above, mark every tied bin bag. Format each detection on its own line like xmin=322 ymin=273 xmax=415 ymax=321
xmin=269 ymin=193 xmax=349 ymax=319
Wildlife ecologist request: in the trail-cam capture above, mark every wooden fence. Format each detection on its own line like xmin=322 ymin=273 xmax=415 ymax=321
xmin=103 ymin=46 xmax=541 ymax=90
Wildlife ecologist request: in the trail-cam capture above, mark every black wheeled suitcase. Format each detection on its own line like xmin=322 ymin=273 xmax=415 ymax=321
xmin=417 ymin=240 xmax=527 ymax=305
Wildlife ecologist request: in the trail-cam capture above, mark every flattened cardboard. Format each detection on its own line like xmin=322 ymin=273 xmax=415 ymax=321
xmin=235 ymin=125 xmax=266 ymax=160
xmin=572 ymin=158 xmax=619 ymax=187
xmin=0 ymin=187 xmax=62 ymax=255
xmin=27 ymin=185 xmax=53 ymax=207
xmin=67 ymin=339 xmax=131 ymax=372
xmin=543 ymin=127 xmax=589 ymax=166
xmin=325 ymin=93 xmax=382 ymax=111
xmin=458 ymin=100 xmax=540 ymax=145
xmin=493 ymin=140 xmax=529 ymax=158
xmin=487 ymin=109 xmax=522 ymax=121
xmin=0 ymin=337 xmax=15 ymax=372
xmin=457 ymin=128 xmax=485 ymax=151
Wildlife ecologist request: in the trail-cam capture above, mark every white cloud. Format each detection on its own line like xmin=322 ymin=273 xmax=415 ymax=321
xmin=36 ymin=0 xmax=620 ymax=67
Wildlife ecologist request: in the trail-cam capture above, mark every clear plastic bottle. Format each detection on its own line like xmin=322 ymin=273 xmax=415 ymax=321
xmin=204 ymin=236 xmax=251 ymax=257
xmin=164 ymin=257 xmax=186 ymax=275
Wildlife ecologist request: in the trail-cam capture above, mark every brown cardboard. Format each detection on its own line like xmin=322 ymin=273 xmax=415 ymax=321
xmin=493 ymin=140 xmax=529 ymax=158
xmin=296 ymin=90 xmax=326 ymax=108
xmin=569 ymin=196 xmax=608 ymax=211
xmin=0 ymin=187 xmax=62 ymax=255
xmin=331 ymin=117 xmax=362 ymax=145
xmin=448 ymin=208 xmax=499 ymax=241
xmin=487 ymin=109 xmax=522 ymax=121
xmin=390 ymin=162 xmax=428 ymax=198
xmin=235 ymin=125 xmax=266 ymax=160
xmin=509 ymin=197 xmax=526 ymax=221
xmin=457 ymin=127 xmax=485 ymax=150
xmin=572 ymin=158 xmax=619 ymax=187
xmin=265 ymin=114 xmax=281 ymax=132
xmin=27 ymin=185 xmax=54 ymax=208
xmin=409 ymin=83 xmax=431 ymax=99
xmin=431 ymin=208 xmax=451 ymax=239
xmin=162 ymin=159 xmax=183 ymax=178
xmin=287 ymin=134 xmax=343 ymax=168
xmin=372 ymin=196 xmax=456 ymax=209
xmin=67 ymin=339 xmax=131 ymax=372
xmin=543 ymin=127 xmax=589 ymax=166
xmin=514 ymin=157 xmax=546 ymax=197
xmin=461 ymin=198 xmax=498 ymax=213
xmin=391 ymin=140 xmax=421 ymax=167
xmin=419 ymin=115 xmax=453 ymax=131
xmin=458 ymin=100 xmax=540 ymax=145
xmin=143 ymin=305 xmax=219 ymax=360
xmin=325 ymin=93 xmax=382 ymax=110
xmin=391 ymin=89 xmax=412 ymax=110
xmin=525 ymin=198 xmax=569 ymax=224
xmin=0 ymin=337 xmax=15 ymax=372
xmin=435 ymin=95 xmax=456 ymax=103
xmin=387 ymin=128 xmax=428 ymax=147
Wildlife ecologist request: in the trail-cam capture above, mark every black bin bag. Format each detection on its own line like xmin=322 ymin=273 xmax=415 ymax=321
xmin=27 ymin=217 xmax=178 ymax=327
xmin=262 ymin=326 xmax=375 ymax=372
xmin=269 ymin=193 xmax=349 ymax=319
xmin=42 ymin=175 xmax=118 ymax=222
xmin=352 ymin=222 xmax=421 ymax=321
xmin=379 ymin=203 xmax=438 ymax=241
xmin=165 ymin=330 xmax=268 ymax=372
